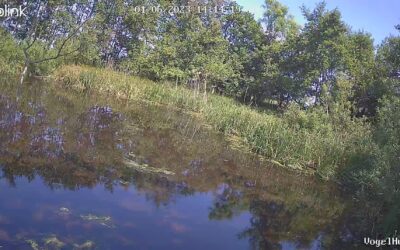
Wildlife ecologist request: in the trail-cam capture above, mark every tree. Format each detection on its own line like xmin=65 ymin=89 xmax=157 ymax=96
xmin=221 ymin=3 xmax=265 ymax=101
xmin=297 ymin=2 xmax=348 ymax=106
xmin=2 ymin=0 xmax=95 ymax=83
xmin=375 ymin=28 xmax=400 ymax=97
xmin=259 ymin=0 xmax=300 ymax=107
xmin=262 ymin=0 xmax=298 ymax=43
xmin=272 ymin=33 xmax=306 ymax=107
xmin=344 ymin=32 xmax=376 ymax=116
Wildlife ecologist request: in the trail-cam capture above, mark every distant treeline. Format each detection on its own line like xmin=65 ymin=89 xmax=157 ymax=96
xmin=0 ymin=0 xmax=399 ymax=114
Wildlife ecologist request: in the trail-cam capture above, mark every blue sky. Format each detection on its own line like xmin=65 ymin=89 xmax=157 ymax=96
xmin=236 ymin=0 xmax=400 ymax=45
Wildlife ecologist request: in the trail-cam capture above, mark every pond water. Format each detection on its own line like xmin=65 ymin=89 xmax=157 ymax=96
xmin=0 ymin=80 xmax=360 ymax=249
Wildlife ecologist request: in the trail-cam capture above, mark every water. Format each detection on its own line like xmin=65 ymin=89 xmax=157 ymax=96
xmin=0 ymin=80 xmax=357 ymax=249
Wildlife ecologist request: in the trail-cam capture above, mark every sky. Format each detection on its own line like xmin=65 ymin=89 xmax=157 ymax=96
xmin=236 ymin=0 xmax=400 ymax=45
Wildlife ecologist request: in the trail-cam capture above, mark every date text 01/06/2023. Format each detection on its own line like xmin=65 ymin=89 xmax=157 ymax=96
xmin=133 ymin=5 xmax=241 ymax=15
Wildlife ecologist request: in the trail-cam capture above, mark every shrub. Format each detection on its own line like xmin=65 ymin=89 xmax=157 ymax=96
xmin=0 ymin=28 xmax=24 ymax=75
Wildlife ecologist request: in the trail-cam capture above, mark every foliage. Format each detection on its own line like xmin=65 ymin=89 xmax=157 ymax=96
xmin=374 ymin=97 xmax=400 ymax=233
xmin=1 ymin=0 xmax=393 ymax=112
xmin=2 ymin=0 xmax=95 ymax=80
xmin=0 ymin=27 xmax=23 ymax=75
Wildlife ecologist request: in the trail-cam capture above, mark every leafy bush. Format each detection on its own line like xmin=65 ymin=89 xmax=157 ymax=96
xmin=0 ymin=28 xmax=24 ymax=75
xmin=374 ymin=97 xmax=400 ymax=233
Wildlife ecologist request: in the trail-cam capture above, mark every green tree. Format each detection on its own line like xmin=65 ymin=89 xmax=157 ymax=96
xmin=375 ymin=28 xmax=400 ymax=99
xmin=345 ymin=32 xmax=375 ymax=116
xmin=2 ymin=0 xmax=95 ymax=82
xmin=0 ymin=27 xmax=24 ymax=75
xmin=221 ymin=3 xmax=265 ymax=102
xmin=259 ymin=0 xmax=300 ymax=107
xmin=298 ymin=2 xmax=348 ymax=106
xmin=262 ymin=0 xmax=298 ymax=43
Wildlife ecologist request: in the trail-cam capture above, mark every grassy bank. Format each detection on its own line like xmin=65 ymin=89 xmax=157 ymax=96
xmin=54 ymin=65 xmax=374 ymax=180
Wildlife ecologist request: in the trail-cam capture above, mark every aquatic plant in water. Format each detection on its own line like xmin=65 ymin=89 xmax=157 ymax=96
xmin=26 ymin=239 xmax=40 ymax=250
xmin=73 ymin=240 xmax=96 ymax=250
xmin=23 ymin=235 xmax=95 ymax=250
xmin=80 ymin=214 xmax=115 ymax=228
xmin=57 ymin=207 xmax=72 ymax=216
xmin=43 ymin=235 xmax=66 ymax=249
xmin=124 ymin=153 xmax=175 ymax=176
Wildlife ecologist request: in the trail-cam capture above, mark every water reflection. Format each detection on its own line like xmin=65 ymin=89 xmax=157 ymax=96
xmin=0 ymin=81 xmax=359 ymax=249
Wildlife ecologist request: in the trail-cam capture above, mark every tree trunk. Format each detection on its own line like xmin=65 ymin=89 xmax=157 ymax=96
xmin=203 ymin=74 xmax=208 ymax=102
xmin=20 ymin=63 xmax=29 ymax=85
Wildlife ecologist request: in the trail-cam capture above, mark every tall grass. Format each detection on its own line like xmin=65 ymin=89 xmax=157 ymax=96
xmin=54 ymin=65 xmax=374 ymax=179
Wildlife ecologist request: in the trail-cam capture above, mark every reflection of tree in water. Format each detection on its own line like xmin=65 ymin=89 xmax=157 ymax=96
xmin=125 ymin=173 xmax=196 ymax=206
xmin=238 ymin=200 xmax=294 ymax=250
xmin=0 ymin=94 xmax=134 ymax=190
xmin=205 ymin=175 xmax=352 ymax=249
xmin=0 ymin=86 xmax=366 ymax=249
xmin=206 ymin=182 xmax=293 ymax=249
xmin=208 ymin=183 xmax=247 ymax=220
xmin=0 ymin=90 xmax=197 ymax=202
xmin=72 ymin=105 xmax=131 ymax=164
